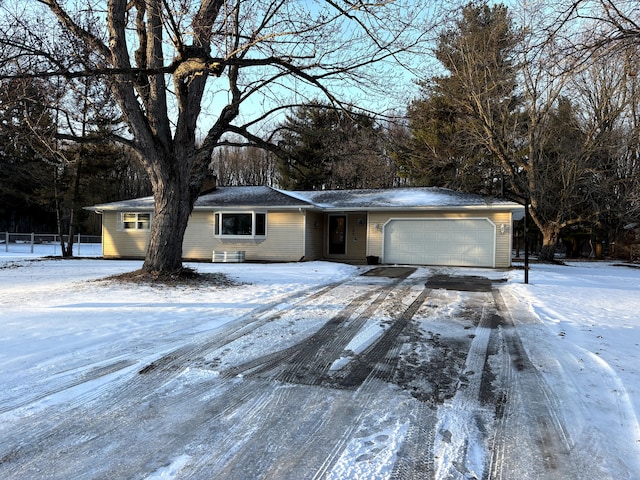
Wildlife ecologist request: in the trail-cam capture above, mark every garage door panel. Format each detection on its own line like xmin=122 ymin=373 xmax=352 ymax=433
xmin=383 ymin=219 xmax=495 ymax=267
xmin=451 ymin=245 xmax=468 ymax=254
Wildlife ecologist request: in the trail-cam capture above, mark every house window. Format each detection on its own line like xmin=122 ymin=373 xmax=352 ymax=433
xmin=214 ymin=212 xmax=266 ymax=237
xmin=121 ymin=212 xmax=151 ymax=230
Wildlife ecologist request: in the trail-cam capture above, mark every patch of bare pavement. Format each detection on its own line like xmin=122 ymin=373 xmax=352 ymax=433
xmin=0 ymin=267 xmax=599 ymax=479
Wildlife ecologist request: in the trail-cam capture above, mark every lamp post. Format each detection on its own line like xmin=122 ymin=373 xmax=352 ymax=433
xmin=523 ymin=201 xmax=529 ymax=284
xmin=501 ymin=177 xmax=529 ymax=284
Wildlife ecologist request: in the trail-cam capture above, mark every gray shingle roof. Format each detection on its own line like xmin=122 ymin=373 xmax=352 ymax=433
xmin=195 ymin=186 xmax=312 ymax=208
xmin=285 ymin=187 xmax=512 ymax=209
xmin=87 ymin=186 xmax=522 ymax=212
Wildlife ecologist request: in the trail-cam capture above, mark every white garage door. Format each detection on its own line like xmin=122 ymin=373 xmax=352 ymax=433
xmin=383 ymin=218 xmax=496 ymax=267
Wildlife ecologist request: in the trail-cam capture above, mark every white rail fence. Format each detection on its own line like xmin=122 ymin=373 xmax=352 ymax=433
xmin=1 ymin=232 xmax=102 ymax=256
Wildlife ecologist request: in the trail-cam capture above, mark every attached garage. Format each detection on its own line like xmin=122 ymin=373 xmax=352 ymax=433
xmin=383 ymin=218 xmax=497 ymax=267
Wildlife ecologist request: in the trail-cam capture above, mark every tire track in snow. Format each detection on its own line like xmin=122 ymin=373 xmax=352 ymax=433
xmin=206 ymin=277 xmax=431 ymax=479
xmin=222 ymin=273 xmax=416 ymax=385
xmin=221 ymin=285 xmax=381 ymax=381
xmin=486 ymin=289 xmax=580 ymax=480
xmin=430 ymin=291 xmax=497 ymax=480
xmin=71 ymin=280 xmax=348 ymax=409
xmin=153 ymin=275 xmax=425 ymax=478
xmin=2 ymin=378 xmax=286 ymax=479
xmin=0 ymin=359 xmax=136 ymax=414
xmin=205 ymin=385 xmax=365 ymax=479
xmin=313 ymin=286 xmax=434 ymax=478
xmin=0 ymin=281 xmax=350 ymax=477
xmin=0 ymin=281 xmax=343 ymax=421
xmin=0 ymin=271 xmax=418 ymax=479
xmin=137 ymin=281 xmax=344 ymax=375
xmin=390 ymin=401 xmax=437 ymax=480
xmin=7 ymin=270 xmax=589 ymax=480
xmin=338 ymin=286 xmax=431 ymax=388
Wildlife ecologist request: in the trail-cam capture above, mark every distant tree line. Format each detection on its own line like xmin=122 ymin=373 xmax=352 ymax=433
xmin=0 ymin=77 xmax=151 ymax=245
xmin=211 ymin=102 xmax=406 ymax=190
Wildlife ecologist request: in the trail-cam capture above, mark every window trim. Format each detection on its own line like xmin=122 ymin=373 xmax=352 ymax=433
xmin=214 ymin=211 xmax=267 ymax=238
xmin=119 ymin=212 xmax=152 ymax=231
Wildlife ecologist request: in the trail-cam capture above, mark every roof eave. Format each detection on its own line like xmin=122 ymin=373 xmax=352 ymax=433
xmin=192 ymin=204 xmax=317 ymax=211
xmin=315 ymin=204 xmax=525 ymax=212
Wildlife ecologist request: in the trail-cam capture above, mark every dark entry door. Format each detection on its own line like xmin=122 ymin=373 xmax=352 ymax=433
xmin=328 ymin=215 xmax=346 ymax=254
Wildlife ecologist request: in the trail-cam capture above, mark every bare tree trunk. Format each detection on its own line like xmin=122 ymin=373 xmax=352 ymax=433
xmin=52 ymin=169 xmax=69 ymax=257
xmin=62 ymin=209 xmax=74 ymax=257
xmin=539 ymin=224 xmax=560 ymax=262
xmin=141 ymin=171 xmax=192 ymax=274
xmin=62 ymin=155 xmax=83 ymax=258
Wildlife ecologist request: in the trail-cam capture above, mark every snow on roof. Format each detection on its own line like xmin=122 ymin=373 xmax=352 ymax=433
xmin=87 ymin=186 xmax=312 ymax=212
xmin=87 ymin=186 xmax=522 ymax=212
xmin=88 ymin=195 xmax=155 ymax=211
xmin=285 ymin=187 xmax=518 ymax=209
xmin=194 ymin=186 xmax=312 ymax=208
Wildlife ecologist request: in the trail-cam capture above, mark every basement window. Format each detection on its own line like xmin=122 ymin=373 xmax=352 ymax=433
xmin=214 ymin=212 xmax=266 ymax=238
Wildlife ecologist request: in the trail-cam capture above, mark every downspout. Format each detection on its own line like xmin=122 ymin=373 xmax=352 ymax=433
xmin=95 ymin=209 xmax=104 ymax=257
xmin=299 ymin=208 xmax=306 ymax=261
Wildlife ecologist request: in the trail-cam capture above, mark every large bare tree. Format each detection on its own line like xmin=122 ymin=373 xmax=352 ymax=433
xmin=1 ymin=0 xmax=438 ymax=275
xmin=552 ymin=0 xmax=640 ymax=49
xmin=538 ymin=0 xmax=640 ymax=256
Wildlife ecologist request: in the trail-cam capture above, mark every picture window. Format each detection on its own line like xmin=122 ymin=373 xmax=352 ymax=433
xmin=214 ymin=212 xmax=266 ymax=237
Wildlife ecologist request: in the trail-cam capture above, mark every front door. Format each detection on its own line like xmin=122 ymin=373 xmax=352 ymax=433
xmin=328 ymin=215 xmax=346 ymax=254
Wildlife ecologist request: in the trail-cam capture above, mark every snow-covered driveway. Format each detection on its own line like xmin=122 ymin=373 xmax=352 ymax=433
xmin=0 ymin=257 xmax=638 ymax=479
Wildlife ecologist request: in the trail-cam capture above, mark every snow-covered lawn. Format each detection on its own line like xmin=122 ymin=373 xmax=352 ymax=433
xmin=1 ymin=247 xmax=639 ymax=478
xmin=504 ymin=261 xmax=640 ymax=475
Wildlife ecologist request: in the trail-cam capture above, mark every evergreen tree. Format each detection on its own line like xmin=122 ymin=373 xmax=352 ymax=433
xmin=404 ymin=2 xmax=520 ymax=195
xmin=0 ymin=78 xmax=57 ymax=231
xmin=278 ymin=102 xmax=334 ymax=190
xmin=0 ymin=75 xmax=148 ymax=239
xmin=277 ymin=102 xmax=398 ymax=190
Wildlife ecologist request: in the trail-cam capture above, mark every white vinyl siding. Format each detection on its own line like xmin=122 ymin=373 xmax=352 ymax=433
xmin=183 ymin=210 xmax=306 ymax=262
xmin=102 ymin=211 xmax=150 ymax=258
xmin=492 ymin=212 xmax=514 ymax=268
xmin=182 ymin=211 xmax=216 ymax=260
